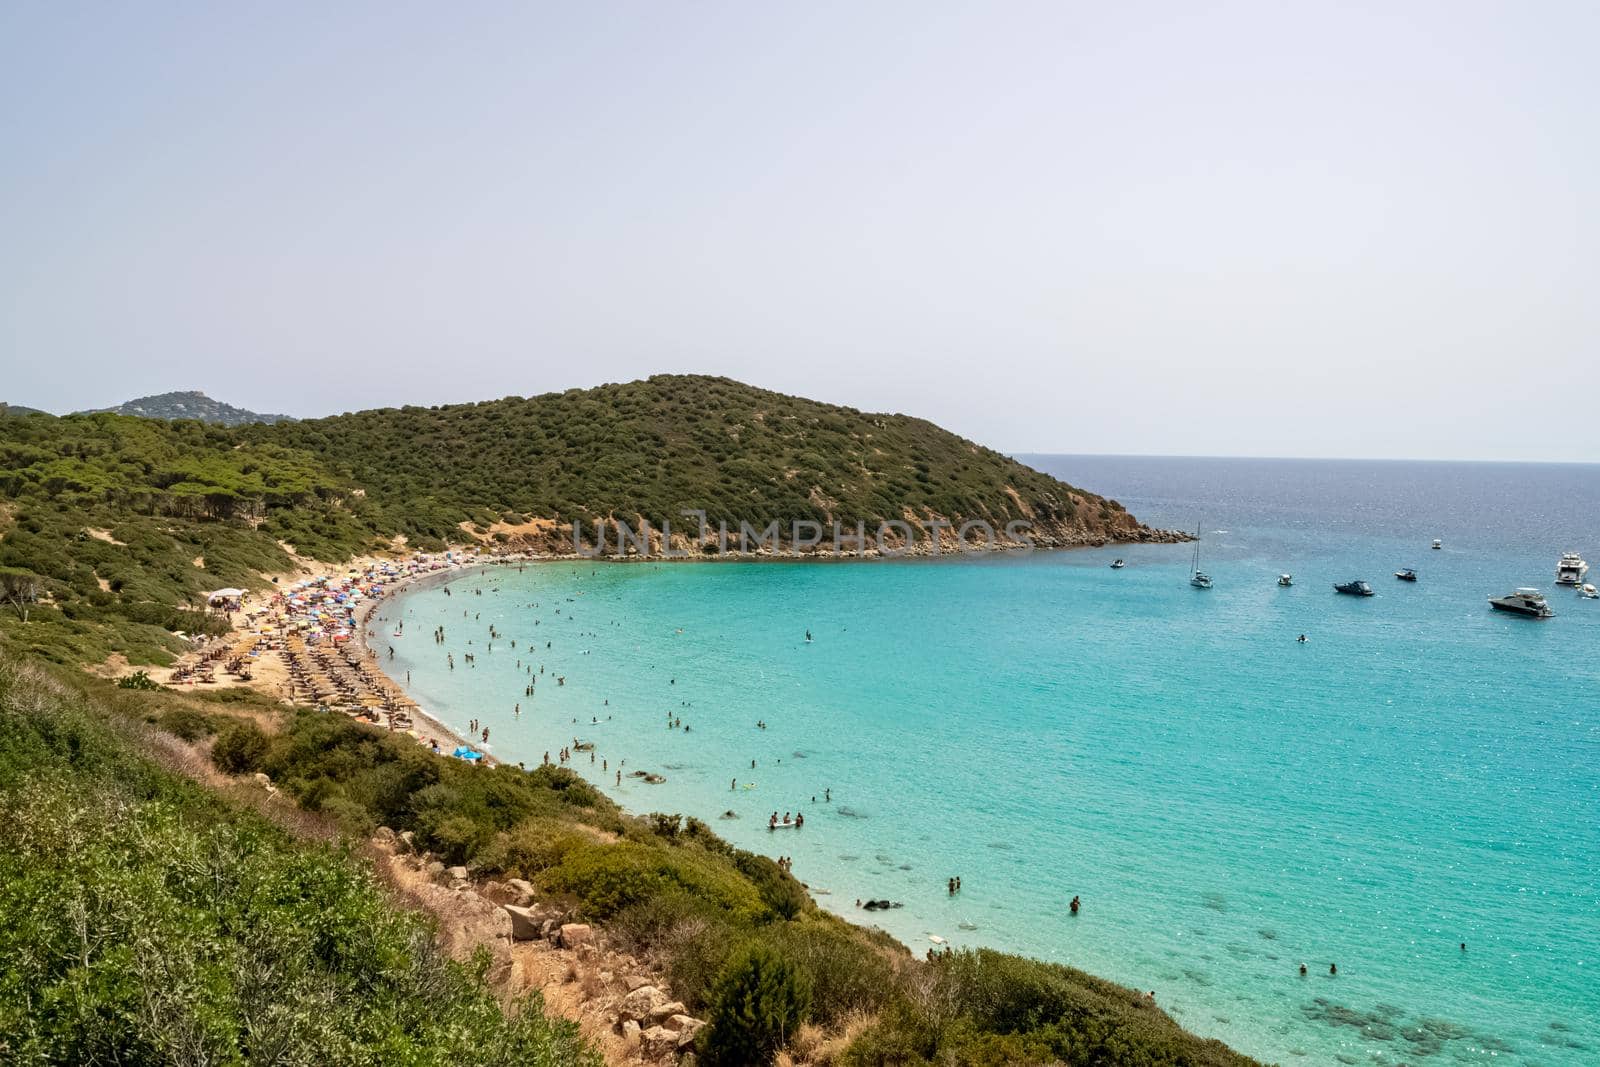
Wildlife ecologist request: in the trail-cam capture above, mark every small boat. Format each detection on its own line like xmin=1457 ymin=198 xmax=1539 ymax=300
xmin=1556 ymin=553 xmax=1589 ymax=586
xmin=1278 ymin=574 xmax=1293 ymax=587
xmin=1489 ymin=588 xmax=1554 ymax=618
xmin=1394 ymin=568 xmax=1418 ymax=582
xmin=1580 ymin=583 xmax=1598 ymax=600
xmin=1333 ymin=580 xmax=1374 ymax=596
xmin=1432 ymin=539 xmax=1443 ymax=550
xmin=1110 ymin=559 xmax=1125 ymax=569
xmin=1189 ymin=526 xmax=1212 ymax=588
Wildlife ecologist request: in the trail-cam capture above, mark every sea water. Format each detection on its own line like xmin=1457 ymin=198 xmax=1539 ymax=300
xmin=387 ymin=457 xmax=1600 ymax=1065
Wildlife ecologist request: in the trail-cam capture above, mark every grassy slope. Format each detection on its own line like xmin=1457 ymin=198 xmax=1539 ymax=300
xmin=0 ymin=655 xmax=598 ymax=1066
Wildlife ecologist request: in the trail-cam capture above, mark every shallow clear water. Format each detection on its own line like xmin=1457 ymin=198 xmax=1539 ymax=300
xmin=386 ymin=456 xmax=1600 ymax=1065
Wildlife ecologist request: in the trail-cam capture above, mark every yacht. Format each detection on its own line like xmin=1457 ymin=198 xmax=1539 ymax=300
xmin=1431 ymin=539 xmax=1443 ymax=550
xmin=1489 ymin=588 xmax=1554 ymax=618
xmin=1334 ymin=580 xmax=1374 ymax=596
xmin=1394 ymin=568 xmax=1418 ymax=582
xmin=1110 ymin=559 xmax=1125 ymax=569
xmin=1556 ymin=553 xmax=1589 ymax=586
xmin=1277 ymin=574 xmax=1293 ymax=587
xmin=1189 ymin=526 xmax=1212 ymax=588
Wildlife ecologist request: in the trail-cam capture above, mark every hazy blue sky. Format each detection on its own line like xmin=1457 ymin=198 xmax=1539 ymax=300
xmin=3 ymin=3 xmax=1596 ymax=460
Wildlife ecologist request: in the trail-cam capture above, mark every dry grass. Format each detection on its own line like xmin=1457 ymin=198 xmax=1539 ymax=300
xmin=781 ymin=1011 xmax=879 ymax=1067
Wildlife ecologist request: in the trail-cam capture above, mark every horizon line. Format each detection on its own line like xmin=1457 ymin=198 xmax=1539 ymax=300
xmin=1012 ymin=450 xmax=1600 ymax=467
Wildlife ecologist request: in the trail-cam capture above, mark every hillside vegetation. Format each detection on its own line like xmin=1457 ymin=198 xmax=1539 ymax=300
xmin=4 ymin=662 xmax=1258 ymax=1067
xmin=1 ymin=376 xmax=1173 ymax=664
xmin=0 ymin=658 xmax=598 ymax=1066
xmin=247 ymin=375 xmax=1166 ymax=552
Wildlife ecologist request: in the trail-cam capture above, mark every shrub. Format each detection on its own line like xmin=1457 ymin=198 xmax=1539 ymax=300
xmin=540 ymin=841 xmax=765 ymax=923
xmin=116 ymin=670 xmax=161 ymax=691
xmin=479 ymin=818 xmax=589 ymax=878
xmin=765 ymin=918 xmax=895 ymax=1026
xmin=211 ymin=720 xmax=270 ymax=774
xmin=158 ymin=706 xmax=211 ymax=742
xmin=698 ymin=943 xmax=812 ymax=1067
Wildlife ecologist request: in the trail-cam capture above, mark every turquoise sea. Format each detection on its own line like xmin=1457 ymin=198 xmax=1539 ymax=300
xmin=386 ymin=456 xmax=1600 ymax=1065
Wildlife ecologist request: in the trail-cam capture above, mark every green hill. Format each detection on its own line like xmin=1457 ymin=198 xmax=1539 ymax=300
xmin=0 ymin=375 xmax=1176 ymax=664
xmin=250 ymin=375 xmax=1173 ymax=552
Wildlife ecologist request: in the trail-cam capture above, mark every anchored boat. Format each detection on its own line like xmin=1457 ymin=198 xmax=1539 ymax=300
xmin=1556 ymin=553 xmax=1589 ymax=586
xmin=1189 ymin=526 xmax=1212 ymax=589
xmin=1334 ymin=580 xmax=1374 ymax=596
xmin=1489 ymin=588 xmax=1554 ymax=618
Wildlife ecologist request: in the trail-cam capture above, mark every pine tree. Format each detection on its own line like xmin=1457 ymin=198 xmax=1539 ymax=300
xmin=698 ymin=944 xmax=812 ymax=1067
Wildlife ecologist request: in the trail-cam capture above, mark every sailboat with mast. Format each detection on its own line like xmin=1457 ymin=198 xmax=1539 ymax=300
xmin=1189 ymin=525 xmax=1212 ymax=588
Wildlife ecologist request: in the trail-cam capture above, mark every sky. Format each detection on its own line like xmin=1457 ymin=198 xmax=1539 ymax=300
xmin=2 ymin=2 xmax=1597 ymax=461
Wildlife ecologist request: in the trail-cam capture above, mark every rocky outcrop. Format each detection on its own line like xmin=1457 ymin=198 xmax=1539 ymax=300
xmin=369 ymin=828 xmax=705 ymax=1064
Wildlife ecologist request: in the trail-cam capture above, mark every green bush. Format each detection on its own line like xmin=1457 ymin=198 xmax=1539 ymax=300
xmin=765 ymin=917 xmax=895 ymax=1025
xmin=157 ymin=706 xmax=211 ymax=741
xmin=698 ymin=944 xmax=812 ymax=1067
xmin=211 ymin=719 xmax=270 ymax=774
xmin=540 ymin=841 xmax=766 ymax=923
xmin=116 ymin=669 xmax=161 ymax=691
xmin=480 ymin=817 xmax=590 ymax=878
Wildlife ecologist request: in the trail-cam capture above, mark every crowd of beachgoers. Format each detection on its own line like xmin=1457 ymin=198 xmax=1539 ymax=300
xmin=159 ymin=549 xmax=519 ymax=756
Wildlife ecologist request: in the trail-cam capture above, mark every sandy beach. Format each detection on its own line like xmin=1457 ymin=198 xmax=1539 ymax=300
xmin=152 ymin=546 xmax=537 ymax=763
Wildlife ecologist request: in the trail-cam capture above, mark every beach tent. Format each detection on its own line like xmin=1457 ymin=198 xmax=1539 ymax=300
xmin=452 ymin=746 xmax=483 ymax=761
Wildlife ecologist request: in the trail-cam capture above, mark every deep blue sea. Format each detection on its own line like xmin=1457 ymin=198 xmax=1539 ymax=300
xmin=386 ymin=456 xmax=1600 ymax=1065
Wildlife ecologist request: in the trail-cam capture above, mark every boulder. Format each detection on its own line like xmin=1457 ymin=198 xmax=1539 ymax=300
xmin=253 ymin=772 xmax=272 ymax=788
xmin=397 ymin=829 xmax=416 ymax=852
xmin=649 ymin=1001 xmax=687 ymax=1024
xmin=620 ymin=985 xmax=670 ymax=1022
xmin=424 ymin=860 xmax=445 ymax=880
xmin=624 ymin=974 xmax=654 ymax=992
xmin=558 ymin=922 xmax=594 ymax=948
xmin=446 ymin=865 xmax=469 ymax=882
xmin=503 ymin=904 xmax=542 ymax=941
xmin=621 ymin=1019 xmax=642 ymax=1050
xmin=641 ymin=1025 xmax=678 ymax=1058
xmin=371 ymin=825 xmax=396 ymax=844
xmin=504 ymin=877 xmax=536 ymax=905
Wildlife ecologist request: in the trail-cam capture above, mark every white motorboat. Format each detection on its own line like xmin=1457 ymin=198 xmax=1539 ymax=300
xmin=1579 ymin=583 xmax=1598 ymax=600
xmin=1278 ymin=574 xmax=1293 ymax=587
xmin=1432 ymin=538 xmax=1443 ymax=550
xmin=1556 ymin=553 xmax=1589 ymax=586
